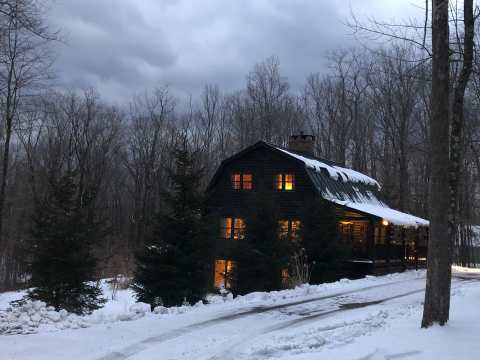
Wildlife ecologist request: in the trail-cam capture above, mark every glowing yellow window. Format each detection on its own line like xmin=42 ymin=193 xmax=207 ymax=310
xmin=233 ymin=218 xmax=246 ymax=240
xmin=274 ymin=174 xmax=295 ymax=190
xmin=242 ymin=174 xmax=253 ymax=190
xmin=278 ymin=220 xmax=289 ymax=239
xmin=231 ymin=174 xmax=241 ymax=190
xmin=220 ymin=218 xmax=233 ymax=239
xmin=214 ymin=260 xmax=236 ymax=289
xmin=284 ymin=174 xmax=295 ymax=190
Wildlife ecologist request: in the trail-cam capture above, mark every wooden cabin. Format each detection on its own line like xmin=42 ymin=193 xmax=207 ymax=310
xmin=206 ymin=134 xmax=429 ymax=290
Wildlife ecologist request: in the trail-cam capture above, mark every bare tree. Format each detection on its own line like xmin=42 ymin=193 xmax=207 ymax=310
xmin=422 ymin=0 xmax=451 ymax=328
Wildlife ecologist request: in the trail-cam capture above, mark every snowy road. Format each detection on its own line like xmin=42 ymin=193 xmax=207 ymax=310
xmin=2 ymin=270 xmax=479 ymax=360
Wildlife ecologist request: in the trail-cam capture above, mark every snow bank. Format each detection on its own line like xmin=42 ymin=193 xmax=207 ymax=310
xmin=0 ymin=301 xmax=89 ymax=335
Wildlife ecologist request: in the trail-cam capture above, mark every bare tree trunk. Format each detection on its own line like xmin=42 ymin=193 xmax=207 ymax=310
xmin=448 ymin=0 xmax=474 ymax=264
xmin=421 ymin=0 xmax=451 ymax=328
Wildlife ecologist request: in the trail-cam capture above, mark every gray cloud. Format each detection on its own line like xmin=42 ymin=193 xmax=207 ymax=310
xmin=47 ymin=0 xmax=424 ymax=106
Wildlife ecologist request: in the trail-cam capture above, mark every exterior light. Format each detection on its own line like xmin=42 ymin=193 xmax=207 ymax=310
xmin=382 ymin=219 xmax=389 ymax=226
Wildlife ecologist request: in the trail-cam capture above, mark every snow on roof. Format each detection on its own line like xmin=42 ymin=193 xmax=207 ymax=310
xmin=276 ymin=147 xmax=380 ymax=188
xmin=322 ymin=189 xmax=429 ymax=227
xmin=275 ymin=146 xmax=428 ymax=228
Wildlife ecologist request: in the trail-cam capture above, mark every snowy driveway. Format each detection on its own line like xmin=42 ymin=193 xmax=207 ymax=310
xmin=1 ymin=270 xmax=479 ymax=360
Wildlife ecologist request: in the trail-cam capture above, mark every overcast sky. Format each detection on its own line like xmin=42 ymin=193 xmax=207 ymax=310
xmin=47 ymin=0 xmax=425 ymax=106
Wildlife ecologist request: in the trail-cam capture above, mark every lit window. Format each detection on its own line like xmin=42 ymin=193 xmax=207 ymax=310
xmin=231 ymin=173 xmax=253 ymax=190
xmin=285 ymin=174 xmax=295 ymax=190
xmin=278 ymin=220 xmax=289 ymax=239
xmin=274 ymin=174 xmax=295 ymax=191
xmin=291 ymin=220 xmax=301 ymax=240
xmin=220 ymin=217 xmax=233 ymax=239
xmin=274 ymin=174 xmax=283 ymax=190
xmin=233 ymin=218 xmax=246 ymax=240
xmin=214 ymin=259 xmax=236 ymax=289
xmin=242 ymin=174 xmax=252 ymax=190
xmin=281 ymin=268 xmax=290 ymax=288
xmin=231 ymin=174 xmax=241 ymax=190
xmin=278 ymin=219 xmax=301 ymax=241
xmin=221 ymin=217 xmax=245 ymax=240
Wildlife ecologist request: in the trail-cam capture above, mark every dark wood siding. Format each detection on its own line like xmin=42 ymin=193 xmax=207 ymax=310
xmin=206 ymin=146 xmax=317 ymax=220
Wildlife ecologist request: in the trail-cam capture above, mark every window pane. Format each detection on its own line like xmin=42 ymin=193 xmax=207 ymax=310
xmin=221 ymin=218 xmax=232 ymax=239
xmin=233 ymin=218 xmax=245 ymax=240
xmin=278 ymin=220 xmax=289 ymax=239
xmin=291 ymin=220 xmax=301 ymax=240
xmin=284 ymin=174 xmax=295 ymax=190
xmin=214 ymin=260 xmax=226 ymax=288
xmin=242 ymin=174 xmax=253 ymax=190
xmin=274 ymin=174 xmax=283 ymax=190
xmin=281 ymin=268 xmax=290 ymax=288
xmin=225 ymin=260 xmax=236 ymax=289
xmin=231 ymin=174 xmax=241 ymax=190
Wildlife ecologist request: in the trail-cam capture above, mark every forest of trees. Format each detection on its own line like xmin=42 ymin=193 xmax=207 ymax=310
xmin=0 ymin=0 xmax=479 ymax=292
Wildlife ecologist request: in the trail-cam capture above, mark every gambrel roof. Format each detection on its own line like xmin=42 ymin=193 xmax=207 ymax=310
xmin=208 ymin=141 xmax=429 ymax=228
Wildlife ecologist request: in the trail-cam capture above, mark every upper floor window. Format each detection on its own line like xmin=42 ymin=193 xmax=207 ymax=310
xmin=274 ymin=174 xmax=295 ymax=191
xmin=278 ymin=219 xmax=301 ymax=241
xmin=221 ymin=217 xmax=246 ymax=240
xmin=231 ymin=173 xmax=253 ymax=190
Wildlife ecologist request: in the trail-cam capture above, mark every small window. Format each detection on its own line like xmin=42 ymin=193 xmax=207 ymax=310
xmin=274 ymin=174 xmax=295 ymax=191
xmin=231 ymin=173 xmax=253 ymax=190
xmin=278 ymin=219 xmax=301 ymax=241
xmin=231 ymin=174 xmax=241 ymax=190
xmin=221 ymin=217 xmax=245 ymax=240
xmin=220 ymin=217 xmax=233 ymax=239
xmin=291 ymin=220 xmax=301 ymax=241
xmin=281 ymin=268 xmax=290 ymax=288
xmin=274 ymin=174 xmax=283 ymax=190
xmin=285 ymin=174 xmax=295 ymax=190
xmin=242 ymin=174 xmax=253 ymax=190
xmin=278 ymin=220 xmax=289 ymax=239
xmin=233 ymin=218 xmax=246 ymax=240
xmin=214 ymin=259 xmax=236 ymax=289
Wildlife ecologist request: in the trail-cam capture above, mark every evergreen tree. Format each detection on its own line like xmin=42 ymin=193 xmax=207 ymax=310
xmin=299 ymin=198 xmax=349 ymax=284
xmin=132 ymin=140 xmax=213 ymax=308
xmin=236 ymin=196 xmax=291 ymax=294
xmin=27 ymin=172 xmax=105 ymax=314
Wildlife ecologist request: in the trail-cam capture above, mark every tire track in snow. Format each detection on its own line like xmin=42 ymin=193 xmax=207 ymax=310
xmin=96 ymin=277 xmax=426 ymax=360
xmin=207 ymin=279 xmax=475 ymax=360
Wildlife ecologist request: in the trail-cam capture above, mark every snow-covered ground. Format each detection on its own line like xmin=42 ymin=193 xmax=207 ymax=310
xmin=0 ymin=269 xmax=479 ymax=360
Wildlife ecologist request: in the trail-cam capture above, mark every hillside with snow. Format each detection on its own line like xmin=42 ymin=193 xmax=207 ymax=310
xmin=0 ymin=268 xmax=479 ymax=360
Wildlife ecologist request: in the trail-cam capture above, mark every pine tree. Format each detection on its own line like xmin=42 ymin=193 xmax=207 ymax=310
xmin=132 ymin=140 xmax=212 ymax=308
xmin=27 ymin=172 xmax=105 ymax=314
xmin=236 ymin=196 xmax=290 ymax=294
xmin=299 ymin=198 xmax=349 ymax=284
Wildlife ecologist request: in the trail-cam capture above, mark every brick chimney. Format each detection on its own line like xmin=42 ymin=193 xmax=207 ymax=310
xmin=287 ymin=132 xmax=315 ymax=156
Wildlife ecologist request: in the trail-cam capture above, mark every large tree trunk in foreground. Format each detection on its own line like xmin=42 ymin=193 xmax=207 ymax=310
xmin=448 ymin=0 xmax=474 ymax=264
xmin=421 ymin=0 xmax=451 ymax=328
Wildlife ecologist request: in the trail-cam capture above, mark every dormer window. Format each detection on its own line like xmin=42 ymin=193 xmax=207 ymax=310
xmin=231 ymin=173 xmax=253 ymax=190
xmin=274 ymin=174 xmax=295 ymax=191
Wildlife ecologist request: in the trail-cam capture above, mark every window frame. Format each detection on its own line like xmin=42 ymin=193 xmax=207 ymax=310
xmin=214 ymin=259 xmax=236 ymax=289
xmin=274 ymin=173 xmax=295 ymax=191
xmin=231 ymin=172 xmax=253 ymax=190
xmin=220 ymin=217 xmax=245 ymax=240
xmin=278 ymin=219 xmax=301 ymax=241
